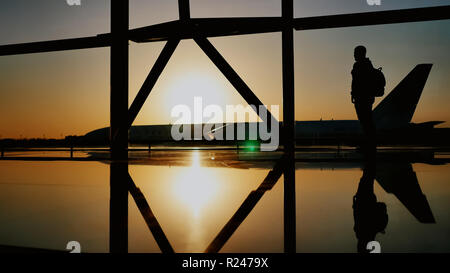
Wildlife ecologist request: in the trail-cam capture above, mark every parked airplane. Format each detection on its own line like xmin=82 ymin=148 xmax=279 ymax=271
xmin=82 ymin=64 xmax=444 ymax=146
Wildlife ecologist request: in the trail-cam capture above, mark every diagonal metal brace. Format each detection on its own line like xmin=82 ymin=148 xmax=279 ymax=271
xmin=194 ymin=36 xmax=278 ymax=125
xmin=128 ymin=39 xmax=180 ymax=128
xmin=204 ymin=156 xmax=286 ymax=253
xmin=128 ymin=173 xmax=175 ymax=253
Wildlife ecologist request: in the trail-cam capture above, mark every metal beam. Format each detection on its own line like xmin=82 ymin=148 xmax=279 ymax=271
xmin=178 ymin=0 xmax=191 ymax=20
xmin=282 ymin=0 xmax=295 ymax=154
xmin=294 ymin=5 xmax=450 ymax=31
xmin=109 ymin=162 xmax=129 ymax=253
xmin=128 ymin=17 xmax=284 ymax=43
xmin=0 ymin=36 xmax=111 ymax=56
xmin=283 ymin=149 xmax=296 ymax=253
xmin=128 ymin=174 xmax=175 ymax=253
xmin=194 ymin=36 xmax=276 ymax=125
xmin=110 ymin=1 xmax=129 ymax=159
xmin=128 ymin=39 xmax=179 ymax=128
xmin=109 ymin=0 xmax=129 ymax=254
xmin=129 ymin=6 xmax=450 ymax=43
xmin=282 ymin=0 xmax=296 ymax=254
xmin=2 ymin=6 xmax=448 ymax=55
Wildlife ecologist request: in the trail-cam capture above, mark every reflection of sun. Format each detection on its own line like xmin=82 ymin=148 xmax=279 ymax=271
xmin=171 ymin=151 xmax=224 ymax=251
xmin=172 ymin=151 xmax=222 ymax=218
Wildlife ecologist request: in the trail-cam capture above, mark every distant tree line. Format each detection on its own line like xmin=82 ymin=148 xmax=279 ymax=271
xmin=0 ymin=135 xmax=83 ymax=148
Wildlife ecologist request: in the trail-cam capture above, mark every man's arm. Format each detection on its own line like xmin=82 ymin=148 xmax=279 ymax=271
xmin=351 ymin=63 xmax=358 ymax=103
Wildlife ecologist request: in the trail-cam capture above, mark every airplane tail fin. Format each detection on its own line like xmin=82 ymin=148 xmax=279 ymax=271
xmin=373 ymin=64 xmax=433 ymax=130
xmin=376 ymin=162 xmax=435 ymax=223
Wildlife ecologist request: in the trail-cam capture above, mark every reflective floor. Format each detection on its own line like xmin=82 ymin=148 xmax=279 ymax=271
xmin=0 ymin=148 xmax=449 ymax=253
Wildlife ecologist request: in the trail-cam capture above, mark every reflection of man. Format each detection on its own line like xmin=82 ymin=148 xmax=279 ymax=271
xmin=352 ymin=157 xmax=388 ymax=253
xmin=351 ymin=45 xmax=376 ymax=153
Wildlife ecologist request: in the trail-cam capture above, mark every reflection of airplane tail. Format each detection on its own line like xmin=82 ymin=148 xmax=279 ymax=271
xmin=375 ymin=162 xmax=435 ymax=223
xmin=373 ymin=64 xmax=433 ymax=130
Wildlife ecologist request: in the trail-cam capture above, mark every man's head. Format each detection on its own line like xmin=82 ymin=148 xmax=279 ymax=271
xmin=354 ymin=45 xmax=367 ymax=61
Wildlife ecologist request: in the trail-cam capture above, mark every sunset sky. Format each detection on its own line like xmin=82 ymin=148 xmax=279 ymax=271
xmin=0 ymin=0 xmax=449 ymax=138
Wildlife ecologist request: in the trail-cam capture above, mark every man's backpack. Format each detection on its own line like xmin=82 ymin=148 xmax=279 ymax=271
xmin=371 ymin=67 xmax=386 ymax=97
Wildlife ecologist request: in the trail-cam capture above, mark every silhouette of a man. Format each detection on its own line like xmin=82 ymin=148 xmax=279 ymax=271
xmin=351 ymin=45 xmax=376 ymax=152
xmin=353 ymin=155 xmax=388 ymax=253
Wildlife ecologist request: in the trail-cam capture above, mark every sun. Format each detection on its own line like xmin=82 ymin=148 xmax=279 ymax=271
xmin=164 ymin=70 xmax=229 ymax=124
